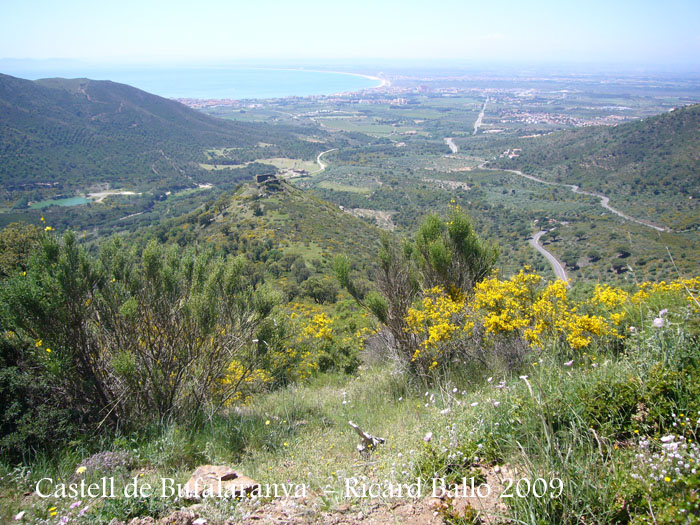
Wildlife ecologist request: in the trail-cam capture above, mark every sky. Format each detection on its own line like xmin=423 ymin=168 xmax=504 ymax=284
xmin=1 ymin=0 xmax=700 ymax=67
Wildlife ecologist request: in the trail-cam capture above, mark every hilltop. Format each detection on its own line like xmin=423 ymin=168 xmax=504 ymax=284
xmin=1 ymin=74 xmax=265 ymax=188
xmin=493 ymin=104 xmax=700 ymax=230
xmin=142 ymin=178 xmax=382 ymax=276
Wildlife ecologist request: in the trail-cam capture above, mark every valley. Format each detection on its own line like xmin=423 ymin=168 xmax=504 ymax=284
xmin=2 ymin=67 xmax=700 ymax=524
xmin=4 ymin=69 xmax=698 ymax=282
xmin=4 ymin=1 xmax=700 ymax=522
xmin=196 ymin=72 xmax=699 ymax=283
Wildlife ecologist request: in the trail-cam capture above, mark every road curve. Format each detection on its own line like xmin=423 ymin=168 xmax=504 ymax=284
xmin=478 ymin=162 xmax=670 ymax=232
xmin=475 ymin=160 xmax=670 ymax=281
xmin=310 ymin=148 xmax=338 ymax=175
xmin=529 ymin=231 xmax=569 ymax=282
xmin=444 ymin=137 xmax=459 ymax=153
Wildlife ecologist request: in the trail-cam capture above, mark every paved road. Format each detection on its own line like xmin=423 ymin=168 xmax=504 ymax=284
xmin=473 ymin=98 xmax=488 ymax=135
xmin=476 ymin=160 xmax=671 ymax=280
xmin=478 ymin=162 xmax=670 ymax=232
xmin=529 ymin=231 xmax=569 ymax=282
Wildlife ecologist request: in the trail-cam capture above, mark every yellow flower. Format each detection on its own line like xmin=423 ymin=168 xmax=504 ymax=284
xmin=46 ymin=348 xmax=52 ymax=353
xmin=45 ymin=226 xmax=54 ymax=232
xmin=76 ymin=466 xmax=87 ymax=474
xmin=664 ymin=476 xmax=671 ymax=482
xmin=283 ymin=442 xmax=289 ymax=447
xmin=265 ymin=420 xmax=270 ymax=425
xmin=35 ymin=339 xmax=43 ymax=347
xmin=40 ymin=216 xmax=45 ymax=222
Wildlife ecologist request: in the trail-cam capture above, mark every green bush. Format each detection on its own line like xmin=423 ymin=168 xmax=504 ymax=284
xmin=579 ymin=375 xmax=642 ymax=438
xmin=0 ymin=338 xmax=83 ymax=460
xmin=87 ymin=496 xmax=171 ymax=523
xmin=0 ymin=233 xmax=279 ymax=445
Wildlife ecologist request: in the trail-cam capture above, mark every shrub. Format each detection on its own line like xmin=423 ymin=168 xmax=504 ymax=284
xmin=336 ymin=208 xmax=497 ymax=372
xmin=1 ymin=234 xmax=279 ymax=434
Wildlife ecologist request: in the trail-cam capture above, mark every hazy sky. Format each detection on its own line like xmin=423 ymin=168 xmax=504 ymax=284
xmin=2 ymin=0 xmax=700 ymax=66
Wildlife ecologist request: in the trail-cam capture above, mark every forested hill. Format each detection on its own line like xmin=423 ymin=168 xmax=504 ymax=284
xmin=494 ymin=104 xmax=700 ymax=229
xmin=0 ymin=73 xmax=329 ymax=192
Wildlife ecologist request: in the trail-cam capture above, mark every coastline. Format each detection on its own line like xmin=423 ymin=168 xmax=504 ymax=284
xmin=169 ymin=67 xmax=389 ymax=103
xmin=3 ymin=65 xmax=388 ymax=101
xmin=240 ymin=66 xmax=390 ymax=94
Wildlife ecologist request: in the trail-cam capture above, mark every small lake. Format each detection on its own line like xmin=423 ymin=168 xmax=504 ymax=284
xmin=30 ymin=196 xmax=90 ymax=209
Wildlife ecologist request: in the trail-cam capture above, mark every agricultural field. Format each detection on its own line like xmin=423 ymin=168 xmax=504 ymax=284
xmin=197 ymin=72 xmax=700 ymax=284
xmin=3 ymin=67 xmax=700 ymax=524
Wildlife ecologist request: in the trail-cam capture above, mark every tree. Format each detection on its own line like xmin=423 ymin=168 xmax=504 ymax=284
xmin=414 ymin=208 xmax=499 ymax=295
xmin=301 ymin=276 xmax=339 ymax=304
xmin=0 ymin=222 xmax=44 ymax=277
xmin=335 ymin=208 xmax=497 ymax=368
xmin=291 ymin=259 xmax=311 ymax=283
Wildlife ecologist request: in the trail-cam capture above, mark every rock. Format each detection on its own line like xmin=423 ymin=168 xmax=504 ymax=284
xmin=158 ymin=510 xmax=197 ymax=525
xmin=127 ymin=518 xmax=155 ymax=525
xmin=78 ymin=451 xmax=135 ymax=475
xmin=183 ymin=465 xmax=259 ymax=499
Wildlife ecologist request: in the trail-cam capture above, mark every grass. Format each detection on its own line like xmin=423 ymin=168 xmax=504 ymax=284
xmin=4 ymin=290 xmax=698 ymax=523
xmin=317 ymin=118 xmax=409 ymax=136
xmin=199 ymin=162 xmax=249 ymax=170
xmin=317 ymin=181 xmax=372 ymax=194
xmin=256 ymin=158 xmax=319 ymax=173
xmin=200 ymin=158 xmax=319 ymax=173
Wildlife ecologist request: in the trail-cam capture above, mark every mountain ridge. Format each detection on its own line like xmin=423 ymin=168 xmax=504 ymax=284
xmin=493 ymin=104 xmax=700 ymax=228
xmin=0 ymin=73 xmax=328 ymax=193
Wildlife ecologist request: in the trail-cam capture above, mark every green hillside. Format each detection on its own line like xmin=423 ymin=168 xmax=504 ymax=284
xmin=141 ymin=179 xmax=382 ymax=278
xmin=0 ymin=74 xmax=373 ymax=235
xmin=493 ymin=104 xmax=700 ymax=230
xmin=2 ymin=74 xmax=700 ymax=524
xmin=0 ymin=75 xmax=262 ymax=188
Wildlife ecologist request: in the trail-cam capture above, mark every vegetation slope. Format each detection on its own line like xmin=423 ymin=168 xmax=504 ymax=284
xmin=493 ymin=104 xmax=700 ymax=230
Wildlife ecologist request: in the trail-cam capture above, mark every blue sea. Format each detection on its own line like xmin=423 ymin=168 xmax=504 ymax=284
xmin=3 ymin=66 xmax=380 ymax=99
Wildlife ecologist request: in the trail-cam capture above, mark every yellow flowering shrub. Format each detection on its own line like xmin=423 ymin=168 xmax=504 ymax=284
xmin=219 ymin=360 xmax=272 ymax=405
xmin=303 ymin=312 xmax=333 ymax=340
xmin=268 ymin=302 xmax=373 ymax=382
xmin=592 ymin=284 xmax=629 ymax=309
xmin=405 ymin=286 xmax=465 ymax=365
xmin=631 ymin=277 xmax=700 ymax=304
xmin=400 ymin=269 xmax=700 ymax=370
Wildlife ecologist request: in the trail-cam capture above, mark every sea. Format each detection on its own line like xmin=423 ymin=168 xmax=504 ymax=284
xmin=2 ymin=66 xmax=380 ymax=100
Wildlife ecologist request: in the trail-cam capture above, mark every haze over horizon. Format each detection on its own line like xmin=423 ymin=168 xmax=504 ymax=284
xmin=2 ymin=0 xmax=700 ymax=69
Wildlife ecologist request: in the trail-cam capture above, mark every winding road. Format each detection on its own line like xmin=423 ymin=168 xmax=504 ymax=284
xmin=478 ymin=162 xmax=669 ymax=232
xmin=310 ymin=148 xmax=338 ymax=174
xmin=476 ymin=160 xmax=670 ymax=280
xmin=529 ymin=231 xmax=568 ymax=282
